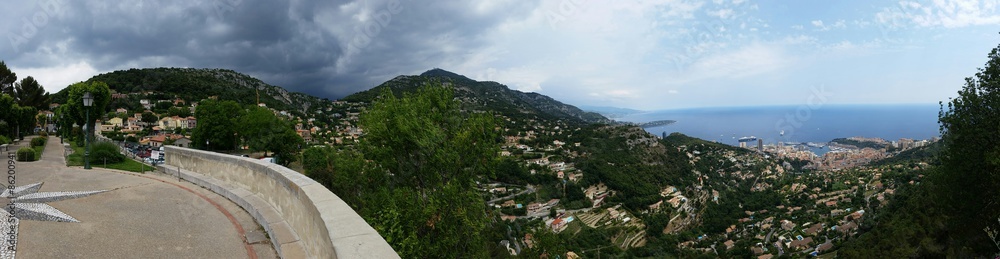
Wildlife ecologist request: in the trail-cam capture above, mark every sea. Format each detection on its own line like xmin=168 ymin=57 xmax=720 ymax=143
xmin=618 ymin=104 xmax=942 ymax=155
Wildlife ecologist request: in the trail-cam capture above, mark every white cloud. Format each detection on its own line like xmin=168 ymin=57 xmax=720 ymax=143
xmin=832 ymin=19 xmax=847 ymax=29
xmin=477 ymin=66 xmax=547 ymax=93
xmin=679 ymin=42 xmax=794 ymax=83
xmin=707 ymin=9 xmax=735 ymax=19
xmin=811 ymin=19 xmax=845 ymax=31
xmin=10 ymin=61 xmax=99 ymax=93
xmin=876 ymin=0 xmax=1000 ymax=28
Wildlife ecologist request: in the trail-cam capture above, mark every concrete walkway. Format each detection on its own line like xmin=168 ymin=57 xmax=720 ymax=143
xmin=9 ymin=136 xmax=276 ymax=258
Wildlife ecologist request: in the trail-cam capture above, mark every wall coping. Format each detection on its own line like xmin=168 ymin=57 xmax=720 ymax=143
xmin=162 ymin=146 xmax=398 ymax=259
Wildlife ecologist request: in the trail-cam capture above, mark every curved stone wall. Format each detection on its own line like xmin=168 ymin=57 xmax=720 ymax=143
xmin=159 ymin=146 xmax=398 ymax=258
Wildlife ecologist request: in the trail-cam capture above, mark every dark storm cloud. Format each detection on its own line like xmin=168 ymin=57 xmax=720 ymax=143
xmin=1 ymin=0 xmax=539 ymax=99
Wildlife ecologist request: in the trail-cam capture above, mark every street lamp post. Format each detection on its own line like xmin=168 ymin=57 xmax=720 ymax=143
xmin=83 ymin=92 xmax=93 ymax=170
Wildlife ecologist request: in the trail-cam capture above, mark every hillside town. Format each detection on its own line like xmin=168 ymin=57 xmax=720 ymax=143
xmin=24 ymin=86 xmax=938 ymax=258
xmin=44 ymin=90 xmax=380 ymax=153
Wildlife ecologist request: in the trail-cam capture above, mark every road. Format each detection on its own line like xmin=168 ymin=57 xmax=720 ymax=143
xmin=487 ymin=185 xmax=536 ymax=205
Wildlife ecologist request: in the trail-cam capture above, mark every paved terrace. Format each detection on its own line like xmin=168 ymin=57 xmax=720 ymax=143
xmin=3 ymin=136 xmax=277 ymax=258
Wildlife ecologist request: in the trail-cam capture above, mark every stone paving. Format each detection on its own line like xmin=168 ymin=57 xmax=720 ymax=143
xmin=2 ymin=136 xmax=277 ymax=258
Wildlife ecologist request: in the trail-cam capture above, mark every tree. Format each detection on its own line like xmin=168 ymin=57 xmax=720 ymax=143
xmin=140 ymin=112 xmax=158 ymax=125
xmin=191 ymin=99 xmax=243 ymax=150
xmin=65 ymin=81 xmax=111 ymax=144
xmin=13 ymin=76 xmax=49 ymax=110
xmin=238 ymin=106 xmax=303 ymax=165
xmin=0 ymin=94 xmax=14 ymax=137
xmin=320 ymin=83 xmax=501 ymax=258
xmin=0 ymin=94 xmax=37 ymax=140
xmin=167 ymin=106 xmax=191 ymax=117
xmin=153 ymin=101 xmax=173 ymax=114
xmin=937 ymin=38 xmax=1000 ymax=255
xmin=0 ymin=61 xmax=15 ymax=95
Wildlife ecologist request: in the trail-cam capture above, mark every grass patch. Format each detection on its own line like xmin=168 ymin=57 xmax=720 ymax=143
xmin=66 ymin=142 xmax=151 ymax=173
xmin=32 ymin=141 xmax=45 ymax=160
xmin=66 ymin=144 xmax=84 ymax=166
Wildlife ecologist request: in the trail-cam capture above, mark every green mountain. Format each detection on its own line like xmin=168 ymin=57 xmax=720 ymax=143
xmin=344 ymin=68 xmax=612 ymax=124
xmin=50 ymin=67 xmax=329 ymax=116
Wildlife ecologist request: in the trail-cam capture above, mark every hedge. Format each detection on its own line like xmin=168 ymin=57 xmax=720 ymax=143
xmin=16 ymin=147 xmax=36 ymax=162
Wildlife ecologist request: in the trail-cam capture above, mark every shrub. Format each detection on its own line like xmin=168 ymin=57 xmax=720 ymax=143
xmin=30 ymin=137 xmax=46 ymax=147
xmin=39 ymin=131 xmax=48 ymax=137
xmin=91 ymin=141 xmax=124 ymax=164
xmin=0 ymin=135 xmax=9 ymax=145
xmin=16 ymin=148 xmax=36 ymax=162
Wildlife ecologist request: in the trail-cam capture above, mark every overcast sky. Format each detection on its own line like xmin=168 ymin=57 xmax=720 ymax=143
xmin=1 ymin=0 xmax=998 ymax=110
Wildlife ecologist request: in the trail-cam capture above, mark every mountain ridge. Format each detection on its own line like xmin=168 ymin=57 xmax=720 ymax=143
xmin=50 ymin=67 xmax=327 ymax=117
xmin=347 ymin=68 xmax=612 ymax=124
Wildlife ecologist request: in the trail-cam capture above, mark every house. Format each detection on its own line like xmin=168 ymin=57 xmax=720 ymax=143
xmin=297 ymin=129 xmax=312 ymax=141
xmin=186 ymin=116 xmax=196 ymax=128
xmin=149 ymin=134 xmax=188 ymax=147
xmin=99 ymin=124 xmax=115 ymax=133
xmin=816 ymin=241 xmax=834 ymax=253
xmin=550 ymin=218 xmax=564 ymax=230
xmin=723 ymin=240 xmax=735 ymax=250
xmin=805 ymin=223 xmax=824 ymax=236
xmin=527 ymin=202 xmax=542 ymax=213
xmin=758 ymin=254 xmax=773 ymax=259
xmin=839 ymin=221 xmax=858 ymax=235
xmin=158 ymin=117 xmax=177 ymax=130
xmin=751 ymin=247 xmax=765 ymax=255
xmin=148 ymin=135 xmax=168 ymax=147
xmin=781 ymin=220 xmax=795 ymax=231
xmin=108 ymin=117 xmax=124 ymax=127
xmin=648 ymin=200 xmax=663 ymax=211
xmin=789 ymin=237 xmax=813 ymax=250
xmin=502 ymin=200 xmax=516 ymax=207
xmin=173 ymin=137 xmax=192 ymax=148
xmin=607 ymin=207 xmax=621 ymax=219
